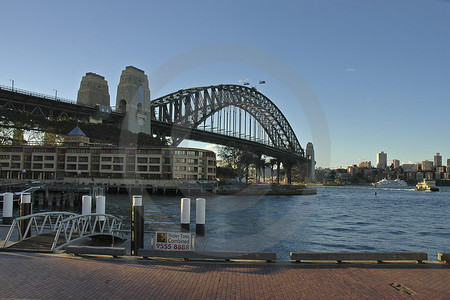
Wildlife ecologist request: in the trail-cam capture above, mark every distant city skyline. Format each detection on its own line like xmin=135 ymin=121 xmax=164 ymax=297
xmin=1 ymin=0 xmax=449 ymax=168
xmin=339 ymin=151 xmax=449 ymax=170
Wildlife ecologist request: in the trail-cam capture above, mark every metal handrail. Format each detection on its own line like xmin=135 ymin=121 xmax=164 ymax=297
xmin=51 ymin=213 xmax=123 ymax=251
xmin=2 ymin=212 xmax=78 ymax=248
xmin=0 ymin=84 xmax=79 ymax=106
xmin=0 ymin=84 xmax=123 ymax=113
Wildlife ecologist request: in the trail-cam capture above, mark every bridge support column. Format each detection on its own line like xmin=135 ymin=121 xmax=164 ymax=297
xmin=276 ymin=161 xmax=281 ymax=184
xmin=20 ymin=193 xmax=32 ymax=238
xmin=287 ymin=165 xmax=292 ymax=184
xmin=181 ymin=198 xmax=191 ymax=232
xmin=131 ymin=195 xmax=144 ymax=255
xmin=2 ymin=192 xmax=13 ymax=225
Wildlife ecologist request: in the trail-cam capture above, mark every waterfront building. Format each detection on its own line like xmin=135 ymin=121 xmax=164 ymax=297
xmin=377 ymin=151 xmax=387 ymax=169
xmin=346 ymin=165 xmax=358 ymax=176
xmin=421 ymin=160 xmax=433 ymax=172
xmin=0 ymin=144 xmax=216 ymax=181
xmin=0 ymin=127 xmax=216 ymax=182
xmin=392 ymin=159 xmax=400 ymax=169
xmin=434 ymin=153 xmax=442 ymax=168
xmin=358 ymin=161 xmax=371 ymax=169
xmin=401 ymin=163 xmax=415 ymax=172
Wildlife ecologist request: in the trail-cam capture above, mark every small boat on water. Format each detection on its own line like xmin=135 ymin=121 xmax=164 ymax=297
xmin=415 ymin=180 xmax=439 ymax=192
xmin=372 ymin=178 xmax=408 ymax=188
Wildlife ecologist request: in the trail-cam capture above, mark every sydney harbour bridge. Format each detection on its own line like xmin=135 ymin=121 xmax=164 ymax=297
xmin=0 ymin=66 xmax=314 ymax=181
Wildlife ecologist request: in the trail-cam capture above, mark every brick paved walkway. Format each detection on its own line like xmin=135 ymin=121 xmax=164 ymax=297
xmin=0 ymin=252 xmax=448 ymax=299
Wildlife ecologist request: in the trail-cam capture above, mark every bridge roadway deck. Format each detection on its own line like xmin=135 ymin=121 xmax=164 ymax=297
xmin=0 ymin=252 xmax=448 ymax=299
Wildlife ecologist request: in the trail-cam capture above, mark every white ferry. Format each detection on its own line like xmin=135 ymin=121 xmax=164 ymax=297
xmin=372 ymin=178 xmax=408 ymax=188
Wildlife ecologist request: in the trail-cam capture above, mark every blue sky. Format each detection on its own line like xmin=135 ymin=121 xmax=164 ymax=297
xmin=1 ymin=0 xmax=449 ymax=168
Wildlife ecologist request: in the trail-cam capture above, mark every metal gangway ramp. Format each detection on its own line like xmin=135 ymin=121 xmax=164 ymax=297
xmin=1 ymin=212 xmax=124 ymax=252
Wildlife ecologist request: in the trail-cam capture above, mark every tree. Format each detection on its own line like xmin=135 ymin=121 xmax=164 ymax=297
xmin=219 ymin=146 xmax=259 ymax=183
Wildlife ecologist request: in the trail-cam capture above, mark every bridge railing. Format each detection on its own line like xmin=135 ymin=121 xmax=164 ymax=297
xmin=0 ymin=84 xmax=124 ymax=113
xmin=0 ymin=84 xmax=78 ymax=106
xmin=51 ymin=213 xmax=123 ymax=251
xmin=2 ymin=212 xmax=78 ymax=248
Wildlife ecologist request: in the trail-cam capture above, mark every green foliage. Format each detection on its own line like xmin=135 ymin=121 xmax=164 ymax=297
xmin=216 ymin=166 xmax=237 ymax=179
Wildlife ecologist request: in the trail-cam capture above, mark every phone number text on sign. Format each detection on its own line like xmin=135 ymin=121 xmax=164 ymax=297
xmin=155 ymin=232 xmax=192 ymax=251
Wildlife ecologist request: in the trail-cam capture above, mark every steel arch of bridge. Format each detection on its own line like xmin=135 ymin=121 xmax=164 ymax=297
xmin=151 ymin=84 xmax=305 ymax=159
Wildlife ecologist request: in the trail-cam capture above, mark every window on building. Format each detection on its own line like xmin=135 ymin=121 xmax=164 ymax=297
xmin=188 ymin=159 xmax=198 ymax=164
xmin=149 ymin=158 xmax=160 ymax=164
xmin=149 ymin=166 xmax=160 ymax=172
xmin=79 ymin=157 xmax=89 ymax=162
xmin=113 ymin=165 xmax=123 ymax=171
xmin=67 ymin=156 xmax=77 ymax=162
xmin=33 ymin=156 xmax=44 ymax=161
xmin=101 ymin=165 xmax=112 ymax=170
xmin=137 ymin=166 xmax=147 ymax=172
xmin=188 ymin=166 xmax=198 ymax=173
xmin=137 ymin=157 xmax=148 ymax=164
xmin=66 ymin=164 xmax=77 ymax=170
xmin=101 ymin=157 xmax=112 ymax=162
xmin=113 ymin=157 xmax=124 ymax=163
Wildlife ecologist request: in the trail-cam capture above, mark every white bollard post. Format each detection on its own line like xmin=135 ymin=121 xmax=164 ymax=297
xmin=81 ymin=195 xmax=92 ymax=215
xmin=96 ymin=195 xmax=106 ymax=221
xmin=20 ymin=193 xmax=32 ymax=238
xmin=181 ymin=198 xmax=191 ymax=232
xmin=2 ymin=192 xmax=13 ymax=224
xmin=196 ymin=198 xmax=206 ymax=236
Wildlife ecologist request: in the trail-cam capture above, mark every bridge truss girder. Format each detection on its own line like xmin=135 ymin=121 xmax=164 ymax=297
xmin=151 ymin=85 xmax=305 ymax=160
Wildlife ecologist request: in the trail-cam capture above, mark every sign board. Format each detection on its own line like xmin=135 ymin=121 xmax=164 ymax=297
xmin=155 ymin=232 xmax=192 ymax=251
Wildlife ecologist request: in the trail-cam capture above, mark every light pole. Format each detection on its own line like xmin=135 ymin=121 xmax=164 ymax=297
xmin=53 ymin=89 xmax=57 ymax=100
xmin=9 ymin=79 xmax=14 ymax=92
xmin=21 ymin=169 xmax=26 ymax=180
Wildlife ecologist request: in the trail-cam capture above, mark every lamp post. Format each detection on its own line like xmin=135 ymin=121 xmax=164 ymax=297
xmin=9 ymin=79 xmax=14 ymax=92
xmin=53 ymin=89 xmax=57 ymax=100
xmin=21 ymin=169 xmax=26 ymax=180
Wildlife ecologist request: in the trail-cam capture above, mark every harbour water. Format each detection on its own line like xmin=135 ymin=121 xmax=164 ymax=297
xmin=24 ymin=186 xmax=450 ymax=260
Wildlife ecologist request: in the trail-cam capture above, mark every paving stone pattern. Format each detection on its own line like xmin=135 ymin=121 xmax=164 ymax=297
xmin=0 ymin=253 xmax=449 ymax=299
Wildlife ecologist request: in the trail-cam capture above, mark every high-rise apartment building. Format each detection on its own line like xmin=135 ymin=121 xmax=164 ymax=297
xmin=392 ymin=159 xmax=400 ymax=169
xmin=377 ymin=151 xmax=387 ymax=169
xmin=434 ymin=153 xmax=442 ymax=168
xmin=421 ymin=160 xmax=434 ymax=171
